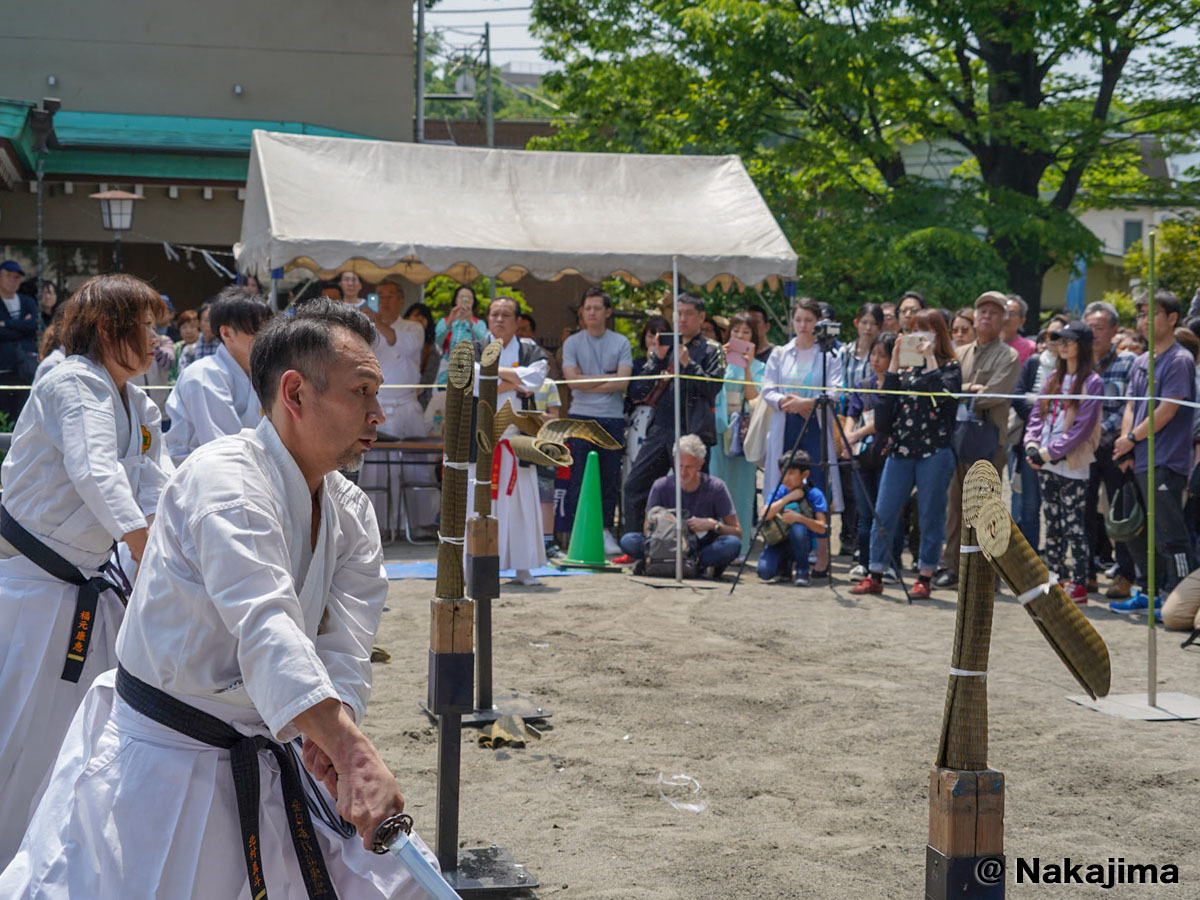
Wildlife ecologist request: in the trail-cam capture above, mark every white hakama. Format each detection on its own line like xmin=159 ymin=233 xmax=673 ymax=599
xmin=0 ymin=356 xmax=171 ymax=865
xmin=468 ymin=337 xmax=548 ymax=574
xmin=1 ymin=671 xmax=437 ymax=900
xmin=164 ymin=343 xmax=261 ymax=461
xmin=0 ymin=417 xmax=436 ymax=898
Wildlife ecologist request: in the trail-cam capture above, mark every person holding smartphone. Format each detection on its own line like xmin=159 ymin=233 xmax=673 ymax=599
xmin=711 ymin=312 xmax=767 ymax=559
xmin=851 ymin=310 xmax=960 ymax=599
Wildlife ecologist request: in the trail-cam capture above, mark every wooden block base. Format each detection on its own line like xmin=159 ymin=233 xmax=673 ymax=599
xmin=928 ymin=766 xmax=1004 ymax=857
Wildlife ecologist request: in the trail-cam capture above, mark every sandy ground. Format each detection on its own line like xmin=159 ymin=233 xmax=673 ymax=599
xmin=364 ymin=544 xmax=1200 ymax=899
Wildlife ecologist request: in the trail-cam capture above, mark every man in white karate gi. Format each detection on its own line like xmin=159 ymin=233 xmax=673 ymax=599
xmin=0 ymin=299 xmax=436 ymax=900
xmin=165 ymin=287 xmax=271 ymax=462
xmin=468 ymin=296 xmax=550 ymax=584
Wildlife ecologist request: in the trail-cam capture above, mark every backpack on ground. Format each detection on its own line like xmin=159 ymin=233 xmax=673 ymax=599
xmin=642 ymin=505 xmax=700 ymax=578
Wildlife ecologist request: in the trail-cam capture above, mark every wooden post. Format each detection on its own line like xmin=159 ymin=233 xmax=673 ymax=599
xmin=926 ymin=767 xmax=1005 ymax=899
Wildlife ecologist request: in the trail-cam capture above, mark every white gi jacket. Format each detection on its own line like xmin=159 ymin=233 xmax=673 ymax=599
xmin=1 ymin=354 xmax=172 ymax=568
xmin=117 ymin=416 xmax=387 ymax=739
xmin=164 ymin=343 xmax=261 ymax=462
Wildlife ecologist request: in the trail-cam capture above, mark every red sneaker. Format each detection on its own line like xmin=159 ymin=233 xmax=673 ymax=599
xmin=909 ymin=581 xmax=932 ymax=600
xmin=613 ymin=554 xmax=633 ymax=565
xmin=1067 ymin=582 xmax=1088 ymax=604
xmin=849 ymin=576 xmax=883 ymax=595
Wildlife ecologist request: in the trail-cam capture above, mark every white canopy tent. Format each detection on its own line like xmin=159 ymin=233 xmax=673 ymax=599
xmin=233 ymin=130 xmax=797 ymax=289
xmin=235 ymin=129 xmax=797 ymax=583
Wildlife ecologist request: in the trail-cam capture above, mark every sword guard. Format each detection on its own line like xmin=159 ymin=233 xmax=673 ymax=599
xmin=371 ymin=813 xmax=413 ymax=854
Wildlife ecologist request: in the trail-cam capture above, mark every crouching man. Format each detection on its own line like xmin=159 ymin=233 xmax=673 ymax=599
xmin=0 ymin=299 xmax=437 ymax=899
xmin=618 ymin=433 xmax=741 ymax=578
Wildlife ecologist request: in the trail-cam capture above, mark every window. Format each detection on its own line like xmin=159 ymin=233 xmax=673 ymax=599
xmin=1123 ymin=219 xmax=1144 ymax=252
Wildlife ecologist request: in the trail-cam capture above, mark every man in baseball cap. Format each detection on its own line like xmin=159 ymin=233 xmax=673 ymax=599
xmin=0 ymin=260 xmax=38 ymax=423
xmin=932 ymin=290 xmax=1020 ymax=588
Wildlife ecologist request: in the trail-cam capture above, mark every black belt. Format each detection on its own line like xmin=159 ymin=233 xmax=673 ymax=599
xmin=115 ymin=664 xmax=341 ymax=900
xmin=0 ymin=505 xmax=131 ymax=683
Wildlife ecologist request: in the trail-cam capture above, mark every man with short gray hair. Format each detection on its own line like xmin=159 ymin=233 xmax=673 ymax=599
xmin=618 ymin=433 xmax=742 ymax=578
xmin=1003 ymin=294 xmax=1036 ymax=365
xmin=1082 ymin=300 xmax=1137 ymax=597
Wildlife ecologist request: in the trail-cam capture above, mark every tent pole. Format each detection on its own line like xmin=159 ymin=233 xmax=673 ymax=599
xmin=416 ymin=0 xmax=425 ymax=143
xmin=1146 ymin=232 xmax=1158 ymax=708
xmin=673 ymin=257 xmax=682 ymax=583
xmin=485 ymin=23 xmax=494 ymax=149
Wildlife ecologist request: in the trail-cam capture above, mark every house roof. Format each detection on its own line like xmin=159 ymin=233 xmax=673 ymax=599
xmin=0 ymin=97 xmax=372 ymax=185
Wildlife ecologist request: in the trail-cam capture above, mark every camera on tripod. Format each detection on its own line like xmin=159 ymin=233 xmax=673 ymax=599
xmin=814 ymin=318 xmax=841 ymax=351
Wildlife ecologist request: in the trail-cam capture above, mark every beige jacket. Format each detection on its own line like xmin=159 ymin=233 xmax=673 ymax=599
xmin=958 ymin=338 xmax=1021 ymax=444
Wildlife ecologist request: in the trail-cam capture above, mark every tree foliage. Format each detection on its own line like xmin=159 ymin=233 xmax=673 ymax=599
xmin=1125 ymin=213 xmax=1200 ymax=303
xmin=530 ymin=0 xmax=1200 ymax=321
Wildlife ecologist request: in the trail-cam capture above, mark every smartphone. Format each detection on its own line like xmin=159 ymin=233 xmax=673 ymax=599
xmin=657 ymin=332 xmax=679 ymax=348
xmin=726 ymin=336 xmax=754 ymax=369
xmin=898 ymin=334 xmax=924 ymax=368
xmin=366 ymin=293 xmax=380 ymax=313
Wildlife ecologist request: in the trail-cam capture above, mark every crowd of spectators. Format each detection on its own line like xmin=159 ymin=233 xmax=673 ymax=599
xmin=6 ymin=258 xmax=1200 ymax=636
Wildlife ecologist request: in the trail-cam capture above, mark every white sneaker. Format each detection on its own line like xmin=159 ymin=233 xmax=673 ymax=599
xmin=603 ymin=529 xmax=621 ymax=556
xmin=849 ymin=564 xmax=867 ymax=578
xmin=511 ymin=569 xmax=544 ymax=586
xmin=882 ymin=567 xmax=900 ymax=585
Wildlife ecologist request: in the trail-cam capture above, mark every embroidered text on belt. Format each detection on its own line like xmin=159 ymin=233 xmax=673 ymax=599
xmin=490 ymin=438 xmax=519 ymax=501
xmin=116 ymin=664 xmax=340 ymax=900
xmin=0 ymin=505 xmax=131 ymax=683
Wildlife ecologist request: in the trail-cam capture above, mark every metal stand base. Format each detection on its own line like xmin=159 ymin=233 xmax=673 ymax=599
xmin=422 ymin=692 xmax=551 ymax=727
xmin=1067 ymin=690 xmax=1200 ymax=721
xmin=442 ymin=846 xmax=538 ymax=894
xmin=925 ymin=846 xmax=1004 ymax=899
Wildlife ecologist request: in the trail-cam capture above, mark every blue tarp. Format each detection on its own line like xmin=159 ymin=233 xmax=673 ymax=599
xmin=384 ymin=562 xmax=592 ymax=580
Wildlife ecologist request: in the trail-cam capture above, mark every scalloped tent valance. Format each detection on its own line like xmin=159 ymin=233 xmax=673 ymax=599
xmin=234 ymin=130 xmax=796 ymax=290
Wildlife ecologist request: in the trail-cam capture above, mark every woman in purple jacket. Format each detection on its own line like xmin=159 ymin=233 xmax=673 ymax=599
xmin=1023 ymin=320 xmax=1104 ymax=603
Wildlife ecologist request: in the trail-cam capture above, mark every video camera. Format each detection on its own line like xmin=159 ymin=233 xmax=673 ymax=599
xmin=814 ymin=318 xmax=842 ymax=351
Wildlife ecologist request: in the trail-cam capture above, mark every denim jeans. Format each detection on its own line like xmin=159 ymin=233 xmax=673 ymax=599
xmin=869 ymin=446 xmax=956 ymax=572
xmin=566 ymin=415 xmax=625 ymax=530
xmin=757 ymin=523 xmax=813 ymax=579
xmin=1008 ymin=447 xmax=1041 ymax=552
xmin=852 ymin=466 xmax=904 ymax=571
xmin=619 ymin=532 xmax=742 ymax=569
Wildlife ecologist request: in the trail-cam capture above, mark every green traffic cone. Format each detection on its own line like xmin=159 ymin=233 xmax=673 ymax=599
xmin=554 ymin=450 xmax=621 ymax=571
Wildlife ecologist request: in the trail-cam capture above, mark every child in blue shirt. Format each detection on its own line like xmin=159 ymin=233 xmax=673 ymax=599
xmin=757 ymin=449 xmax=829 ymax=586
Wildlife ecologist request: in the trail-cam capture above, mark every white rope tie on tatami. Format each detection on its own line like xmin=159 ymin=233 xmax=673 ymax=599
xmin=1017 ymin=572 xmax=1059 ymax=606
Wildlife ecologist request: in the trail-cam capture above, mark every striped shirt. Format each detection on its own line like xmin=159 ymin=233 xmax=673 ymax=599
xmin=1095 ymin=345 xmax=1135 ymax=438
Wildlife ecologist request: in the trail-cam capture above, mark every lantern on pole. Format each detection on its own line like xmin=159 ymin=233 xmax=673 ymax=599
xmin=88 ymin=189 xmax=143 ymax=273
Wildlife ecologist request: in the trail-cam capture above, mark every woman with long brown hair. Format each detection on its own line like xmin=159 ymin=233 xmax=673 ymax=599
xmin=0 ymin=273 xmax=172 ymax=862
xmin=851 ymin=308 xmax=961 ymax=599
xmin=1023 ymin=320 xmax=1104 ymax=602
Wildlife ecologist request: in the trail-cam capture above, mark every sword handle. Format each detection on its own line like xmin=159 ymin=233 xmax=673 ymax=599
xmin=371 ymin=813 xmax=414 ymax=854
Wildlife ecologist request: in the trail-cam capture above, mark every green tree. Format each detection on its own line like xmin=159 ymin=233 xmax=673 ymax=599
xmin=1125 ymin=213 xmax=1200 ymax=304
xmin=531 ymin=0 xmax=1200 ymax=322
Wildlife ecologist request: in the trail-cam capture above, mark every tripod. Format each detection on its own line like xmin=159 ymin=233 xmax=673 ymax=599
xmin=729 ymin=337 xmax=912 ymax=602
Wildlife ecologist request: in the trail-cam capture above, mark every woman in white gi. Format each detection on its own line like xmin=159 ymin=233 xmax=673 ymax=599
xmin=0 ymin=273 xmax=171 ymax=864
xmin=469 ymin=296 xmax=550 ymax=585
xmin=164 ymin=286 xmax=271 ymax=462
xmin=761 ymin=297 xmax=843 ymax=576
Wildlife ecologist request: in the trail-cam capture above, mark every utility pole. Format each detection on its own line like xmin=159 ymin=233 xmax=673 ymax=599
xmin=416 ymin=0 xmax=425 ymax=143
xmin=485 ymin=22 xmax=494 ymax=149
